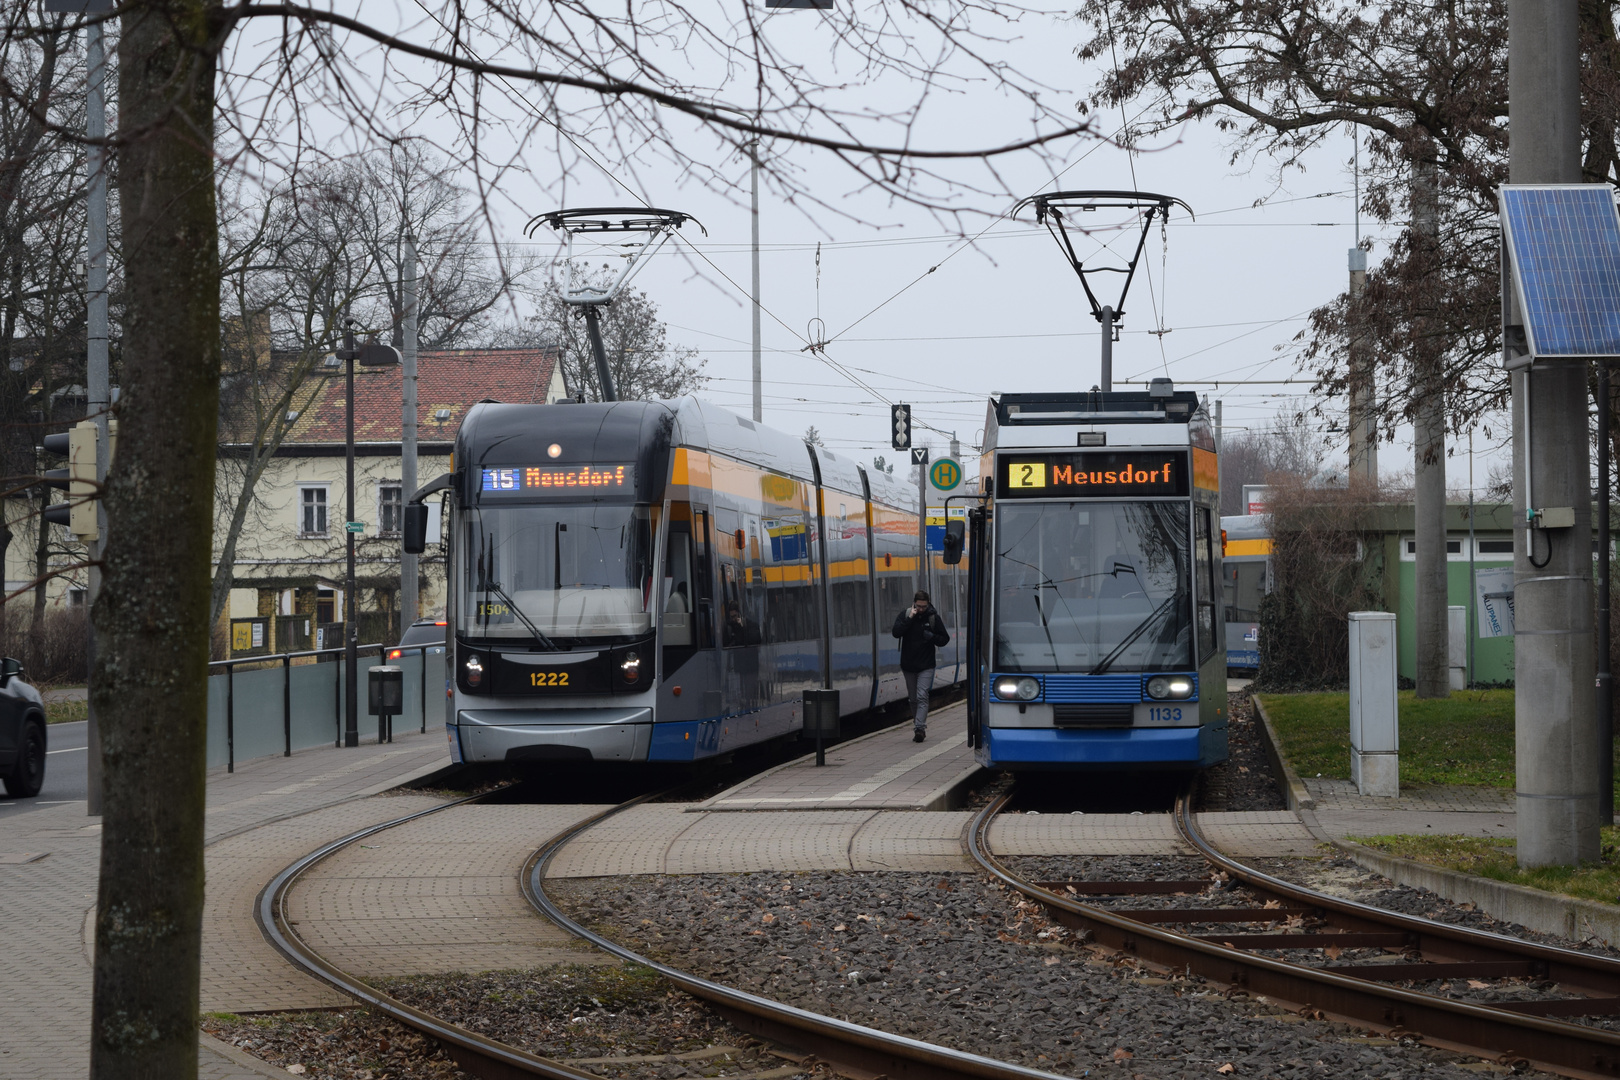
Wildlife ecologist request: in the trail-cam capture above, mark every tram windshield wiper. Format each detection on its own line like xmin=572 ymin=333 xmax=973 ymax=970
xmin=486 ymin=579 xmax=559 ymax=651
xmin=1089 ymin=591 xmax=1184 ymax=676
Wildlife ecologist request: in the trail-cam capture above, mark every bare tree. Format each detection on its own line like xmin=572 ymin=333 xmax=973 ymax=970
xmin=1218 ymin=407 xmax=1328 ymax=516
xmin=497 ymin=277 xmax=707 ymax=401
xmin=1072 ymin=0 xmax=1528 ymax=696
xmin=209 ymin=151 xmax=525 ymax=629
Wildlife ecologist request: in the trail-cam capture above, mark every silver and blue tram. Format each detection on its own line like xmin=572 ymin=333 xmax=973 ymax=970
xmin=429 ymin=397 xmax=964 ymax=765
xmin=960 ymin=388 xmax=1229 ymax=771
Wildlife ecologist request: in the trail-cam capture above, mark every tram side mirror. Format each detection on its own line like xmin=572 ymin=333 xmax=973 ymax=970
xmin=402 ymin=503 xmax=429 ymax=554
xmin=942 ymin=520 xmax=965 ymax=565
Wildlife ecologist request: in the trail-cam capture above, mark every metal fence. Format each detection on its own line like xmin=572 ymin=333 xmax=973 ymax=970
xmin=205 ymin=644 xmax=445 ymax=771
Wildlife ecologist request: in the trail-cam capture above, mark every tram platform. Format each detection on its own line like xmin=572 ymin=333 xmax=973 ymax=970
xmin=694 ymin=701 xmax=982 ymax=812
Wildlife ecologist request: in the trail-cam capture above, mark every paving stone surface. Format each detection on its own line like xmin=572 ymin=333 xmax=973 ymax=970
xmin=1304 ymin=778 xmax=1515 ymax=813
xmin=288 ymin=803 xmax=612 ymax=977
xmin=1303 ymin=778 xmax=1516 ymax=840
xmin=0 ymin=726 xmax=449 ymax=1080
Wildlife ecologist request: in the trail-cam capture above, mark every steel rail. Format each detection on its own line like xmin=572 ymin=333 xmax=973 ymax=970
xmin=968 ymin=789 xmax=1620 ymax=1080
xmin=254 ymin=788 xmax=617 ymax=1080
xmin=522 ymin=797 xmax=1071 ymax=1080
xmin=1170 ymin=794 xmax=1620 ymax=995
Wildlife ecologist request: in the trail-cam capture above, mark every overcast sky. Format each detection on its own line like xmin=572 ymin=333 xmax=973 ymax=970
xmin=224 ymin=0 xmax=1502 ymax=494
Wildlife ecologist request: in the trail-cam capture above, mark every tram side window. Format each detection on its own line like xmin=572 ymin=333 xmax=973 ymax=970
xmin=877 ymin=567 xmax=914 ymax=624
xmin=764 ymin=511 xmax=817 ymax=644
xmin=663 ymin=505 xmax=697 ymax=647
xmin=693 ymin=510 xmax=715 ymax=648
xmin=716 ymin=509 xmax=763 ymax=647
xmin=1195 ymin=508 xmax=1217 ymax=660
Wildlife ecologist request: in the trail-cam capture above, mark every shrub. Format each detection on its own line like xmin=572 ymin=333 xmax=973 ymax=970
xmin=1254 ymin=477 xmax=1387 ymax=692
xmin=1 ymin=604 xmax=88 ymax=685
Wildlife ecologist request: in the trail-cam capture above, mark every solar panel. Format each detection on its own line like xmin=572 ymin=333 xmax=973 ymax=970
xmin=1500 ymin=185 xmax=1620 ymax=359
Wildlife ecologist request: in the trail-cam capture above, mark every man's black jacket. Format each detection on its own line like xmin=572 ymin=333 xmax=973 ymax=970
xmin=892 ymin=603 xmax=950 ymax=672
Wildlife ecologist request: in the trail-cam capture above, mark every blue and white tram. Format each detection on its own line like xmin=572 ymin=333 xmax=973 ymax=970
xmin=412 ymin=397 xmax=964 ymax=765
xmin=958 ymin=387 xmax=1229 ymax=771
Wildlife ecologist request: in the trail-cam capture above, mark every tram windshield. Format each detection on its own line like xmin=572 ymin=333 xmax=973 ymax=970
xmin=994 ymin=501 xmax=1192 ymax=672
xmin=457 ymin=504 xmax=654 ymax=644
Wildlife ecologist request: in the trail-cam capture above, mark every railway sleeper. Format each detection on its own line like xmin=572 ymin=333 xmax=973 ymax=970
xmin=1117 ymin=907 xmax=1315 ymax=924
xmin=1198 ymin=932 xmax=1413 ymax=950
xmin=1034 ymin=880 xmax=1210 ymax=896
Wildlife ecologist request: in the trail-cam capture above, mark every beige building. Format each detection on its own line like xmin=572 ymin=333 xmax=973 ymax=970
xmin=217 ymin=347 xmax=566 ymax=652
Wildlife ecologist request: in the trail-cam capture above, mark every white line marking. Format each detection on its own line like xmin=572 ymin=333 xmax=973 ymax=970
xmin=47 ymin=747 xmax=86 ymax=755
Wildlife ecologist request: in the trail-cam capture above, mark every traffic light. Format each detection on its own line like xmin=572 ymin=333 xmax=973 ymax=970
xmin=891 ymin=403 xmax=911 ymax=450
xmin=39 ymin=420 xmax=99 ymax=541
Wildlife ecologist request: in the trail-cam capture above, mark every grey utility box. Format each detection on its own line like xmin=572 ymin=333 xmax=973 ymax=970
xmin=1347 ymin=612 xmax=1399 ymax=797
xmin=368 ymin=664 xmax=404 ymax=745
xmin=803 ymin=688 xmax=841 ymax=740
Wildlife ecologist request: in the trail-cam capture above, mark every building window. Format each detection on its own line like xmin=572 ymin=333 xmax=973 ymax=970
xmin=300 ymin=486 xmax=329 ymax=537
xmin=379 ymin=484 xmax=403 ymax=536
xmin=67 ymin=588 xmax=87 ymax=607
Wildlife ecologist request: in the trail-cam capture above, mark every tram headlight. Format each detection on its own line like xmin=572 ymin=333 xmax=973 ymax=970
xmin=620 ymin=651 xmax=641 ymax=684
xmin=992 ymin=676 xmax=1040 ymax=701
xmin=1146 ymin=675 xmax=1194 ymax=700
xmin=463 ymin=654 xmax=484 ymax=688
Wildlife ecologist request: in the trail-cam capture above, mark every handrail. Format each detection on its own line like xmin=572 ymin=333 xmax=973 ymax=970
xmin=207 ymin=643 xmax=441 ymax=772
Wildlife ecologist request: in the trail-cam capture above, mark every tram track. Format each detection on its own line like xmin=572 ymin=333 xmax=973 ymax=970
xmin=256 ymin=786 xmax=1069 ymax=1080
xmin=969 ymin=788 xmax=1620 ymax=1080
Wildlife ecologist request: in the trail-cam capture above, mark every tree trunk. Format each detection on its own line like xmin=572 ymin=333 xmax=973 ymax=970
xmin=1412 ymin=148 xmax=1451 ymax=699
xmin=89 ymin=1 xmax=220 ymax=1077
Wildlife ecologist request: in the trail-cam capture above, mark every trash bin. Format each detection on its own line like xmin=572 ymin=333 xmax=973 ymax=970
xmin=368 ymin=664 xmax=404 ymax=744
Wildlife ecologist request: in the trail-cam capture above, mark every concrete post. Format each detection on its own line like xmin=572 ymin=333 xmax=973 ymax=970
xmin=1347 ymin=248 xmax=1377 ymax=484
xmin=1510 ymin=0 xmax=1599 ymax=867
xmin=1448 ymin=605 xmax=1467 ymax=691
xmin=1349 ymin=611 xmax=1399 ymax=797
xmin=1412 ymin=149 xmax=1450 ymax=701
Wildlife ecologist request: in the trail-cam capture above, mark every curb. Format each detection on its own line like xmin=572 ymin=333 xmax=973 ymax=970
xmin=199 ymin=1032 xmax=299 ymax=1079
xmin=1249 ymin=694 xmax=1620 ymax=946
xmin=1248 ymin=694 xmax=1314 ymax=811
xmin=1332 ymin=837 xmax=1620 ymax=947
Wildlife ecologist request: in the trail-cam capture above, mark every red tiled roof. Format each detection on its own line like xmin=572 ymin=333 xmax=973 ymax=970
xmin=285 ymin=348 xmax=564 ymax=444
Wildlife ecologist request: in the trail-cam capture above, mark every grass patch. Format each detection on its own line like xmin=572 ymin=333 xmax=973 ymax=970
xmin=45 ymin=697 xmax=87 ymax=724
xmin=1255 ymin=689 xmax=1515 ymax=788
xmin=1354 ymin=828 xmax=1620 ymax=907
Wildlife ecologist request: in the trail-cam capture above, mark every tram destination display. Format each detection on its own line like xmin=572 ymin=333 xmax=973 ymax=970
xmin=480 ymin=463 xmax=635 ymax=494
xmin=999 ymin=451 xmax=1188 ymax=499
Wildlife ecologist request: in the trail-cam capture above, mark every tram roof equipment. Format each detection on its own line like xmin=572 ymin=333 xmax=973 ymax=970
xmin=1500 ymin=184 xmax=1620 ymax=366
xmin=992 ymin=386 xmax=1203 ymax=426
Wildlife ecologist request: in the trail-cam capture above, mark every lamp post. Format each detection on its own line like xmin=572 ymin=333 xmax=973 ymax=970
xmin=335 ymin=326 xmax=402 ymax=747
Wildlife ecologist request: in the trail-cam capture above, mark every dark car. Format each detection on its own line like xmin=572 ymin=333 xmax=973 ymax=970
xmin=388 ymin=619 xmax=448 ymax=662
xmin=0 ymin=657 xmax=46 ymax=798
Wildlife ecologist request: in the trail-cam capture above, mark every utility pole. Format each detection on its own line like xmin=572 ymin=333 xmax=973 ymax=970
xmin=1510 ymin=0 xmax=1598 ymax=865
xmin=750 ymin=140 xmax=763 ymax=423
xmin=400 ymin=234 xmax=419 ymax=634
xmin=1347 ymin=250 xmax=1377 ymax=484
xmin=64 ymin=0 xmax=113 ymax=816
xmin=1412 ymin=150 xmax=1450 ymax=701
xmin=1348 ymin=137 xmax=1378 ymax=486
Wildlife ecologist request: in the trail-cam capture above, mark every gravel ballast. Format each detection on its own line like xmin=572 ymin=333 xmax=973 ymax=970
xmin=548 ymin=869 xmax=1535 ymax=1078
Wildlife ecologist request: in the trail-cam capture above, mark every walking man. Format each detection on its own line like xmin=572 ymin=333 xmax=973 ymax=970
xmin=892 ymin=589 xmax=949 ymax=742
